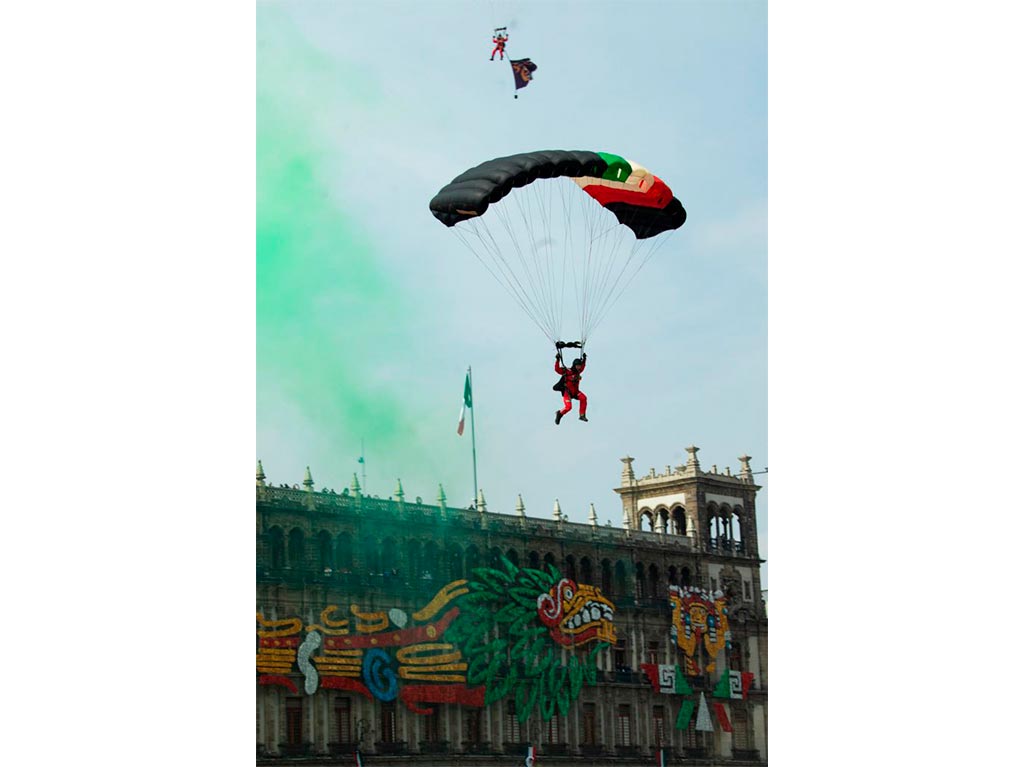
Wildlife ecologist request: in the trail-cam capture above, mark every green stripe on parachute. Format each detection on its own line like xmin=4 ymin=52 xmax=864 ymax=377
xmin=597 ymin=151 xmax=631 ymax=182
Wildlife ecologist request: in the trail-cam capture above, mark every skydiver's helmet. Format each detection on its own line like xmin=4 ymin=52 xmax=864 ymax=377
xmin=572 ymin=358 xmax=583 ymax=369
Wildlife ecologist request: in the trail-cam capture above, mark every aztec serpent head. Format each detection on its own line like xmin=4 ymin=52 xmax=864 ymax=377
xmin=536 ymin=577 xmax=616 ymax=647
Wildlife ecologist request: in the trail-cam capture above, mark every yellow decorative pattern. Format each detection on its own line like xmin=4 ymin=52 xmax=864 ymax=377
xmin=411 ymin=580 xmax=469 ymax=622
xmin=350 ymin=604 xmax=389 ymax=633
xmin=396 ymin=643 xmax=462 ymax=666
xmin=256 ymin=614 xmax=302 ymax=637
xmin=306 ymin=606 xmax=351 ymax=635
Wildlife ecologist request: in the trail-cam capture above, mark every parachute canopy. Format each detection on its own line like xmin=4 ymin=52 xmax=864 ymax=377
xmin=430 ymin=150 xmax=686 ymax=343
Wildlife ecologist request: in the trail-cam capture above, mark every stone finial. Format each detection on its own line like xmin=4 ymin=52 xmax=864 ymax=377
xmin=303 ymin=466 xmax=314 ymax=491
xmin=725 ymin=466 xmax=732 ymax=477
xmin=588 ymin=503 xmax=598 ymax=526
xmin=553 ymin=499 xmax=562 ymax=521
xmin=685 ymin=445 xmax=701 ymax=472
xmin=476 ymin=488 xmax=487 ymax=513
xmin=738 ymin=455 xmax=753 ymax=481
xmin=516 ymin=494 xmax=526 ymax=517
xmin=395 ymin=478 xmax=405 ymax=501
xmin=622 ymin=505 xmax=632 ymax=530
xmin=351 ymin=473 xmax=362 ymax=496
xmin=620 ymin=456 xmax=635 ymax=485
xmin=256 ymin=460 xmax=266 ymax=487
xmin=711 ymin=465 xmax=718 ymax=474
xmin=437 ymin=484 xmax=447 ymax=517
xmin=655 ymin=511 xmax=666 ymax=534
xmin=665 ymin=465 xmax=672 ymax=476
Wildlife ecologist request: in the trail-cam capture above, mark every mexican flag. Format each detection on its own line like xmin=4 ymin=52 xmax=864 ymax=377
xmin=457 ymin=371 xmax=472 ymax=435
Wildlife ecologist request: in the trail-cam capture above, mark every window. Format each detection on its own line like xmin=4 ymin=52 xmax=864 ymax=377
xmin=729 ymin=639 xmax=744 ymax=671
xmin=744 ymin=581 xmax=752 ymax=600
xmin=424 ymin=708 xmax=442 ymax=743
xmin=465 ymin=709 xmax=482 ymax=744
xmin=646 ymin=640 xmax=660 ymax=665
xmin=711 ymin=577 xmax=717 ymax=592
xmin=545 ymin=714 xmax=564 ymax=744
xmin=582 ymin=703 xmax=597 ymax=745
xmin=616 ymin=705 xmax=632 ymax=746
xmin=614 ymin=639 xmax=628 ymax=671
xmin=286 ymin=697 xmax=303 ymax=746
xmin=334 ymin=697 xmax=352 ymax=743
xmin=380 ymin=702 xmax=397 ymax=743
xmin=653 ymin=706 xmax=666 ymax=747
xmin=505 ymin=702 xmax=521 ymax=742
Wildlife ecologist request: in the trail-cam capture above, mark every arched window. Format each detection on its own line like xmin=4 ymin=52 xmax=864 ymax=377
xmin=731 ymin=511 xmax=743 ymax=551
xmin=635 ymin=562 xmax=647 ymax=599
xmin=668 ymin=565 xmax=678 ymax=587
xmin=580 ymin=556 xmax=593 ymax=585
xmin=317 ymin=531 xmax=333 ymax=571
xmin=565 ymin=555 xmax=577 ymax=582
xmin=287 ymin=528 xmax=305 ymax=568
xmin=506 ymin=548 xmax=520 ymax=568
xmin=648 ymin=564 xmax=661 ymax=598
xmin=681 ymin=566 xmax=692 ymax=587
xmin=335 ymin=532 xmax=353 ymax=571
xmin=465 ymin=545 xmax=481 ymax=576
xmin=528 ymin=551 xmax=541 ymax=570
xmin=640 ymin=509 xmax=655 ymax=532
xmin=489 ymin=547 xmax=503 ymax=570
xmin=422 ymin=540 xmax=440 ymax=578
xmin=449 ymin=545 xmax=464 ymax=580
xmin=362 ymin=537 xmax=380 ymax=575
xmin=614 ymin=561 xmax=627 ymax=595
xmin=407 ymin=539 xmax=422 ymax=578
xmin=267 ymin=527 xmax=285 ymax=570
xmin=671 ymin=506 xmax=686 ymax=535
xmin=381 ymin=537 xmax=398 ymax=574
xmin=543 ymin=552 xmax=557 ymax=574
xmin=600 ymin=559 xmax=613 ymax=593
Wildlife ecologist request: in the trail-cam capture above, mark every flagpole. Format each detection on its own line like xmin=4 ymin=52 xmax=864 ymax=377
xmin=469 ymin=365 xmax=478 ymax=509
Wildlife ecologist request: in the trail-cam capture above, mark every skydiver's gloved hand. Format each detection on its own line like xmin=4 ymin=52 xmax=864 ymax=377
xmin=582 ymin=352 xmax=587 ymax=361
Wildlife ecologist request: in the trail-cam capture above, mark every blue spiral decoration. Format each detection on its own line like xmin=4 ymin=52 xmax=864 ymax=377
xmin=362 ymin=648 xmax=398 ymax=702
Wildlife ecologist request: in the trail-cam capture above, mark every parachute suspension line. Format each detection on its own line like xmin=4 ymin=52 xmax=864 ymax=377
xmin=520 ymin=182 xmax=557 ymax=341
xmin=537 ymin=179 xmax=561 ymax=340
xmin=587 ymin=212 xmax=679 ymax=338
xmin=589 ymin=231 xmax=676 ymax=337
xmin=490 ymin=200 xmax=558 ymax=340
xmin=453 ymin=218 xmax=555 ymax=343
xmin=504 ymin=191 xmax=557 ymax=339
xmin=557 ymin=179 xmax=575 ymax=343
xmin=526 ymin=181 xmax=562 ymax=341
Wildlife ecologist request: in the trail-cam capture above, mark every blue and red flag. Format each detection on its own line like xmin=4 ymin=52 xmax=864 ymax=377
xmin=510 ymin=58 xmax=537 ymax=91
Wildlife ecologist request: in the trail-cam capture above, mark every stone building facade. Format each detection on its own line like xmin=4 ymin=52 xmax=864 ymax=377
xmin=256 ymin=446 xmax=767 ymax=765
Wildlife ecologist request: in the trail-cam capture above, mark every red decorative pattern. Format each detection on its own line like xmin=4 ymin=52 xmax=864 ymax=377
xmin=259 ymin=636 xmax=300 ymax=648
xmin=639 ymin=663 xmax=661 ymax=689
xmin=320 ymin=676 xmax=373 ymax=699
xmin=398 ymin=684 xmax=486 ymax=714
xmin=741 ymin=671 xmax=755 ymax=698
xmin=712 ymin=702 xmax=733 ymax=732
xmin=323 ymin=608 xmax=460 ymax=651
xmin=258 ymin=674 xmax=298 ymax=693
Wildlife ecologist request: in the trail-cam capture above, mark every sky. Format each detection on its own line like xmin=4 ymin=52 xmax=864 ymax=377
xmin=257 ymin=0 xmax=767 ymax=583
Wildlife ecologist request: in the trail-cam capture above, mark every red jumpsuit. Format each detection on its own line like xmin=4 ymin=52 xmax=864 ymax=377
xmin=491 ymin=36 xmax=507 ymax=61
xmin=555 ymin=356 xmax=587 ymax=417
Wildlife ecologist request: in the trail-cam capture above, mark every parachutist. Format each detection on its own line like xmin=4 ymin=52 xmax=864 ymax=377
xmin=554 ymin=350 xmax=588 ymax=425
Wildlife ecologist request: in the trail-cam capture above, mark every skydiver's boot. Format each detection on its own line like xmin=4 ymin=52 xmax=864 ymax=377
xmin=555 ymin=410 xmax=563 ymax=425
xmin=579 ymin=414 xmax=588 ymax=422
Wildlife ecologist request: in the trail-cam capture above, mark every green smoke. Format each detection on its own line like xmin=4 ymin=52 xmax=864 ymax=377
xmin=257 ymin=10 xmax=416 ymax=454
